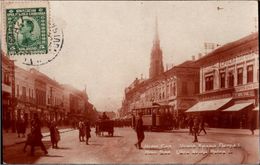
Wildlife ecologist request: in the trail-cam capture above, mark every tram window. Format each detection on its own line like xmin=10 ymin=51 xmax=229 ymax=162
xmin=148 ymin=109 xmax=151 ymax=115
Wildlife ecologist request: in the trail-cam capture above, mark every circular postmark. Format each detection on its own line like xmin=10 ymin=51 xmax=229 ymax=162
xmin=22 ymin=22 xmax=64 ymax=66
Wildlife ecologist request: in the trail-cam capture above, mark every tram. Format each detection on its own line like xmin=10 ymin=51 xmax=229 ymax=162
xmin=131 ymin=105 xmax=174 ymax=131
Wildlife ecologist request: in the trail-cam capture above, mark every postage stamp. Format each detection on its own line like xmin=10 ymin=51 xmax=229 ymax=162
xmin=1 ymin=1 xmax=64 ymax=66
xmin=6 ymin=7 xmax=48 ymax=55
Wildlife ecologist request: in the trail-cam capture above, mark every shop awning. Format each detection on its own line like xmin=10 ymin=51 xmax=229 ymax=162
xmin=186 ymin=98 xmax=232 ymax=113
xmin=222 ymin=103 xmax=253 ymax=112
xmin=253 ymin=106 xmax=259 ymax=111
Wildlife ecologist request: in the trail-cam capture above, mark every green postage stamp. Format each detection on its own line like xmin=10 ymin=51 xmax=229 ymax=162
xmin=6 ymin=7 xmax=48 ymax=55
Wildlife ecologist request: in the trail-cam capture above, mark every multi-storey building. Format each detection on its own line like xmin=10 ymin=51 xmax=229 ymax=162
xmin=14 ymin=66 xmax=35 ymax=124
xmin=2 ymin=52 xmax=15 ymax=131
xmin=122 ymin=61 xmax=199 ymax=118
xmin=30 ymin=68 xmax=65 ymax=122
xmin=2 ymin=54 xmax=94 ymax=127
xmin=186 ymin=32 xmax=259 ymax=128
xmin=62 ymin=84 xmax=89 ymax=117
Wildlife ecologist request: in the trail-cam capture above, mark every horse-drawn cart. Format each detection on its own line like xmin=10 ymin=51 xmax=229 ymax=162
xmin=95 ymin=120 xmax=114 ymax=137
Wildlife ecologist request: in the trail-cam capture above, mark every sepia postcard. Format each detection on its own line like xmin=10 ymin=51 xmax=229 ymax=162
xmin=1 ymin=0 xmax=259 ymax=164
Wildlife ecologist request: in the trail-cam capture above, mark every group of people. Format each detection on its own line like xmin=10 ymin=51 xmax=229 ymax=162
xmin=23 ymin=113 xmax=61 ymax=156
xmin=78 ymin=120 xmax=91 ymax=145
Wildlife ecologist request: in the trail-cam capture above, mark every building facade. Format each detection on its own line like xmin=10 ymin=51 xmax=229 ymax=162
xmin=2 ymin=54 xmax=94 ymax=128
xmin=2 ymin=53 xmax=15 ymax=131
xmin=187 ymin=32 xmax=259 ymax=128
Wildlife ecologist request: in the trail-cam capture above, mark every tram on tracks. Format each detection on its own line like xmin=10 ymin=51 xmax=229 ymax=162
xmin=131 ymin=105 xmax=174 ymax=131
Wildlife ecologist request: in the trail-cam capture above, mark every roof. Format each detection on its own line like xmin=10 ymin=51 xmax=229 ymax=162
xmin=196 ymin=32 xmax=258 ymax=64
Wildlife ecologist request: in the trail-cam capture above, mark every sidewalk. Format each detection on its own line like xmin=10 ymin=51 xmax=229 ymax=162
xmin=2 ymin=126 xmax=75 ymax=147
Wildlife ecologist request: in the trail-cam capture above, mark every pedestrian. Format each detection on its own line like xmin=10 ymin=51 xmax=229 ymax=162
xmin=188 ymin=116 xmax=194 ymax=135
xmin=49 ymin=119 xmax=60 ymax=148
xmin=192 ymin=116 xmax=200 ymax=143
xmin=16 ymin=117 xmax=23 ymax=138
xmin=198 ymin=117 xmax=207 ymax=135
xmin=84 ymin=120 xmax=91 ymax=145
xmin=30 ymin=113 xmax=48 ymax=156
xmin=134 ymin=112 xmax=145 ymax=149
xmin=20 ymin=116 xmax=27 ymax=138
xmin=78 ymin=120 xmax=85 ymax=142
xmin=132 ymin=114 xmax=136 ymax=129
xmin=249 ymin=112 xmax=256 ymax=135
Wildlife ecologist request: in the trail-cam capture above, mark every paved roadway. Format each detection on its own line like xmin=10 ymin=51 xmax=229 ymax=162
xmin=3 ymin=127 xmax=259 ymax=164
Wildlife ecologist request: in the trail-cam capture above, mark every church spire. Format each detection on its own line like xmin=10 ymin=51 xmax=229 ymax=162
xmin=149 ymin=17 xmax=164 ymax=79
xmin=154 ymin=16 xmax=160 ymax=46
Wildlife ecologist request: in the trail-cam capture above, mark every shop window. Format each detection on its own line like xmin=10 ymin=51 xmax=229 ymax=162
xmin=220 ymin=72 xmax=225 ymax=88
xmin=247 ymin=65 xmax=253 ymax=83
xmin=228 ymin=72 xmax=234 ymax=87
xmin=205 ymin=75 xmax=213 ymax=91
xmin=237 ymin=68 xmax=243 ymax=85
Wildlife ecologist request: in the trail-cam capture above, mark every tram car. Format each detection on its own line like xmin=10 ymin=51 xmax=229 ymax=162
xmin=132 ymin=105 xmax=174 ymax=131
xmin=95 ymin=119 xmax=114 ymax=136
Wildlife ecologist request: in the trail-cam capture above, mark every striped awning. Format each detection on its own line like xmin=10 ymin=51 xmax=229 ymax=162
xmin=222 ymin=103 xmax=253 ymax=112
xmin=186 ymin=98 xmax=232 ymax=112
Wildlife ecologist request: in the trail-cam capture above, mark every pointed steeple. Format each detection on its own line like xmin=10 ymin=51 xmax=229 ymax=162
xmin=154 ymin=16 xmax=160 ymax=46
xmin=149 ymin=17 xmax=164 ymax=79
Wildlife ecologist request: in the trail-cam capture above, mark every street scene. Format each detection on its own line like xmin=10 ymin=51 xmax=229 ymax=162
xmin=1 ymin=1 xmax=259 ymax=164
xmin=3 ymin=127 xmax=259 ymax=164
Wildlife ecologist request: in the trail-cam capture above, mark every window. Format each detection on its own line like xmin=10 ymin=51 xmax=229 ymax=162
xmin=228 ymin=72 xmax=234 ymax=87
xmin=220 ymin=72 xmax=225 ymax=88
xmin=237 ymin=68 xmax=243 ymax=85
xmin=3 ymin=71 xmax=10 ymax=85
xmin=173 ymin=83 xmax=176 ymax=96
xmin=194 ymin=82 xmax=199 ymax=94
xmin=16 ymin=85 xmax=19 ymax=97
xmin=22 ymin=87 xmax=26 ymax=98
xmin=205 ymin=75 xmax=214 ymax=91
xmin=247 ymin=65 xmax=253 ymax=83
xmin=182 ymin=82 xmax=188 ymax=95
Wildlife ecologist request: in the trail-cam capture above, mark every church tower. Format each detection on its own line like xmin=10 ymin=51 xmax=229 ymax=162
xmin=149 ymin=17 xmax=164 ymax=79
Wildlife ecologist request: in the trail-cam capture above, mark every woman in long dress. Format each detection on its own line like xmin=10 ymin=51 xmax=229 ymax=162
xmin=49 ymin=120 xmax=60 ymax=148
xmin=84 ymin=120 xmax=91 ymax=145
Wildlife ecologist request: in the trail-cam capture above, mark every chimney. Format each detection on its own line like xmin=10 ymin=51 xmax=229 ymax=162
xmin=192 ymin=55 xmax=195 ymax=61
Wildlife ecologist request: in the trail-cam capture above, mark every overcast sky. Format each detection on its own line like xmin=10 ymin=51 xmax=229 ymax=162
xmin=17 ymin=1 xmax=258 ymax=112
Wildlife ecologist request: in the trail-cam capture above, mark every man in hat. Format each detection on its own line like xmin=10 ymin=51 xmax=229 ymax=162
xmin=134 ymin=112 xmax=145 ymax=149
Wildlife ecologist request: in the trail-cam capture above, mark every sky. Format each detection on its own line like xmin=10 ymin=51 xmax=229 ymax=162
xmin=15 ymin=1 xmax=258 ymax=112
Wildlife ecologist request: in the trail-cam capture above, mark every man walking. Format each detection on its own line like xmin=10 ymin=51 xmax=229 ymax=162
xmin=198 ymin=117 xmax=207 ymax=135
xmin=84 ymin=120 xmax=91 ymax=145
xmin=193 ymin=116 xmax=199 ymax=143
xmin=30 ymin=113 xmax=48 ymax=156
xmin=134 ymin=112 xmax=145 ymax=149
xmin=188 ymin=116 xmax=194 ymax=135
